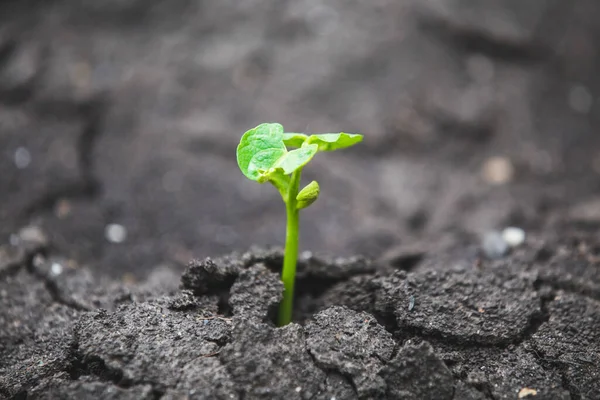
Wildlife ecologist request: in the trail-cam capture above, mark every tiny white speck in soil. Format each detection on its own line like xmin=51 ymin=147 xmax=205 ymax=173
xmin=14 ymin=147 xmax=31 ymax=169
xmin=301 ymin=250 xmax=313 ymax=259
xmin=295 ymin=387 xmax=302 ymax=393
xmin=105 ymin=224 xmax=127 ymax=243
xmin=502 ymin=227 xmax=526 ymax=248
xmin=482 ymin=231 xmax=509 ymax=259
xmin=51 ymin=262 xmax=63 ymax=276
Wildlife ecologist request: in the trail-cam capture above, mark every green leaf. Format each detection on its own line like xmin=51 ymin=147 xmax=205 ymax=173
xmin=237 ymin=123 xmax=287 ymax=181
xmin=273 ymin=144 xmax=318 ymax=175
xmin=307 ymin=133 xmax=363 ymax=151
xmin=296 ymin=180 xmax=320 ymax=209
xmin=283 ymin=133 xmax=309 ymax=148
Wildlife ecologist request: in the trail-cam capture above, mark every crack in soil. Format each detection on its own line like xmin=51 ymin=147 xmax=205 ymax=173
xmin=383 ymin=252 xmax=424 ymax=272
xmin=509 ymin=286 xmax=553 ymax=345
xmin=0 ymin=39 xmax=40 ymax=105
xmin=0 ymin=41 xmax=105 ymax=227
xmin=528 ymin=346 xmax=582 ymax=400
xmin=305 ymin=347 xmax=360 ymax=399
xmin=470 ymin=381 xmax=497 ymax=400
xmin=0 ymin=246 xmax=34 ymax=279
xmin=67 ymin=319 xmax=174 ymax=399
xmin=561 ymin=373 xmax=581 ymax=400
xmin=417 ymin=11 xmax=547 ymax=64
xmin=24 ymin=256 xmax=91 ymax=312
xmin=369 ymin=300 xmax=537 ymax=351
xmin=67 ymin=327 xmax=126 ymax=385
xmin=0 ymin=37 xmax=16 ymax=65
xmin=537 ymin=278 xmax=600 ymax=302
xmin=365 ymin=277 xmax=554 ymax=352
xmin=449 ymin=384 xmax=456 ymax=400
xmin=22 ymin=96 xmax=107 ymax=219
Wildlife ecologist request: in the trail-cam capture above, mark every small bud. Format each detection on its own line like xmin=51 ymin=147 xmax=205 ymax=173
xmin=296 ymin=180 xmax=320 ymax=209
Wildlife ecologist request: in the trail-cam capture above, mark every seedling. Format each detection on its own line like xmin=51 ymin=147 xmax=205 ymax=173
xmin=237 ymin=123 xmax=363 ymax=326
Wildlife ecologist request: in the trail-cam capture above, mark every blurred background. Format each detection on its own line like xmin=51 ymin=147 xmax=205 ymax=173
xmin=1 ymin=0 xmax=600 ymax=279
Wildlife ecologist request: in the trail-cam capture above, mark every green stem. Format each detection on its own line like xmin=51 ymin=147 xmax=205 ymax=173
xmin=278 ymin=169 xmax=301 ymax=326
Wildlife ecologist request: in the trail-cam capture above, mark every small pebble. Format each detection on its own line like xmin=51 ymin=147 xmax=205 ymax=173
xmin=408 ymin=295 xmax=415 ymax=311
xmin=105 ymin=224 xmax=127 ymax=243
xmin=301 ymin=250 xmax=313 ymax=259
xmin=502 ymin=227 xmax=525 ymax=248
xmin=518 ymin=387 xmax=538 ymax=399
xmin=482 ymin=231 xmax=509 ymax=259
xmin=19 ymin=226 xmax=47 ymax=246
xmin=482 ymin=156 xmax=514 ymax=185
xmin=295 ymin=387 xmax=302 ymax=393
xmin=50 ymin=262 xmax=63 ymax=276
xmin=14 ymin=147 xmax=31 ymax=169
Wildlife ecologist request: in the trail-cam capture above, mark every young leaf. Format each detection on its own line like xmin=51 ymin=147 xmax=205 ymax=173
xmin=296 ymin=180 xmax=320 ymax=209
xmin=273 ymin=144 xmax=318 ymax=175
xmin=283 ymin=133 xmax=309 ymax=148
xmin=307 ymin=133 xmax=363 ymax=151
xmin=237 ymin=123 xmax=286 ymax=181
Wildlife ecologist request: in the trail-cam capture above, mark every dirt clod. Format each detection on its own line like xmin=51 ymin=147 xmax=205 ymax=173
xmin=220 ymin=319 xmax=325 ymax=399
xmin=229 ymin=264 xmax=283 ymax=320
xmin=381 ymin=341 xmax=455 ymax=400
xmin=306 ymin=306 xmax=395 ymax=399
xmin=181 ymin=257 xmax=241 ymax=295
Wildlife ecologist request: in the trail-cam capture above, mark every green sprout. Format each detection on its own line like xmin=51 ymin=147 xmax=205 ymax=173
xmin=236 ymin=122 xmax=363 ymax=326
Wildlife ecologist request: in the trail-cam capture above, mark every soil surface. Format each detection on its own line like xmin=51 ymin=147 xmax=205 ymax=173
xmin=2 ymin=234 xmax=600 ymax=399
xmin=2 ymin=0 xmax=600 ymax=399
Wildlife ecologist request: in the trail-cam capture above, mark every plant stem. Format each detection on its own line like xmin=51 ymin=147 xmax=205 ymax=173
xmin=278 ymin=169 xmax=301 ymax=326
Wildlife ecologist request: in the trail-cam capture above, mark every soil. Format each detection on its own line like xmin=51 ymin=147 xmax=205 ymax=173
xmin=2 ymin=236 xmax=600 ymax=399
xmin=1 ymin=1 xmax=600 ymax=399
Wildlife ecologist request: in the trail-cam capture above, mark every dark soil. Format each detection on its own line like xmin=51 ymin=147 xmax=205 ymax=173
xmin=2 ymin=233 xmax=600 ymax=399
xmin=2 ymin=1 xmax=600 ymax=399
